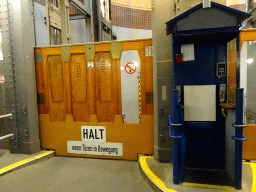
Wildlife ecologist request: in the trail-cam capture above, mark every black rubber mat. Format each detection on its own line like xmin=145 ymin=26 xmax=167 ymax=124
xmin=184 ymin=167 xmax=234 ymax=186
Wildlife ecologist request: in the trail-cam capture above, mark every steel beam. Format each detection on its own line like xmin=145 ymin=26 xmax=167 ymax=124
xmin=0 ymin=0 xmax=19 ymax=153
xmin=69 ymin=0 xmax=91 ymax=16
xmin=9 ymin=0 xmax=40 ymax=154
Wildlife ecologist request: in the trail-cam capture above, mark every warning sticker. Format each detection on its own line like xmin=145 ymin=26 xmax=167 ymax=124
xmin=125 ymin=62 xmax=136 ymax=74
xmin=0 ymin=75 xmax=5 ymax=84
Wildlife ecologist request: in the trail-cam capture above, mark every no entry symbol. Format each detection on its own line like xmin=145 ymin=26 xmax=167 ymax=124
xmin=125 ymin=62 xmax=136 ymax=74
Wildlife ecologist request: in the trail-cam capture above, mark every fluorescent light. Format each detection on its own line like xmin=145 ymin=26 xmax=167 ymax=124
xmin=134 ymin=62 xmax=138 ymax=67
xmin=247 ymin=58 xmax=254 ymax=64
xmin=120 ymin=67 xmax=124 ymax=70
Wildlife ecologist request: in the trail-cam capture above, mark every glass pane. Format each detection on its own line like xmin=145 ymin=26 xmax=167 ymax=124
xmin=240 ymin=41 xmax=256 ymax=124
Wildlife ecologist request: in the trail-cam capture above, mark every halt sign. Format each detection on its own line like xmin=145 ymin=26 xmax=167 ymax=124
xmin=81 ymin=126 xmax=106 ymax=142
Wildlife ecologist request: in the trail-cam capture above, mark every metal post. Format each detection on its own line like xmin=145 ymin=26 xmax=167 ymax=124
xmin=233 ymin=88 xmax=246 ymax=190
xmin=172 ymin=89 xmax=180 ymax=184
xmin=203 ymin=0 xmax=211 ymax=8
xmin=9 ymin=0 xmax=40 ymax=154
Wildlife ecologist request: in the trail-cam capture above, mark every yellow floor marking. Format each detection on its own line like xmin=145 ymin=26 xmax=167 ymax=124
xmin=183 ymin=182 xmax=235 ymax=190
xmin=0 ymin=151 xmax=54 ymax=175
xmin=243 ymin=162 xmax=256 ymax=192
xmin=140 ymin=156 xmax=177 ymax=192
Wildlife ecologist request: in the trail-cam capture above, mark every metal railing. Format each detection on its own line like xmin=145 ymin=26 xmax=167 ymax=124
xmin=0 ymin=113 xmax=13 ymax=141
xmin=0 ymin=113 xmax=12 ymax=119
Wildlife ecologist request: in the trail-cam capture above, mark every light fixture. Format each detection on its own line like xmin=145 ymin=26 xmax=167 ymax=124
xmin=247 ymin=58 xmax=254 ymax=64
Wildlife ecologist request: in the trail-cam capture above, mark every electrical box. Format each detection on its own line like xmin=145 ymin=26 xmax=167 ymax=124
xmin=217 ymin=62 xmax=226 ymax=77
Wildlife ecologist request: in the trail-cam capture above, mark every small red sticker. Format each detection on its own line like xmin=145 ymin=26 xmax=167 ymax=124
xmin=0 ymin=75 xmax=5 ymax=84
xmin=125 ymin=62 xmax=136 ymax=74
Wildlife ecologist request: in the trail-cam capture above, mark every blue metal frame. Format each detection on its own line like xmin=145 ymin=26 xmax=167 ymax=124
xmin=232 ymin=88 xmax=247 ymax=189
xmin=165 ymin=2 xmax=251 ymax=26
xmin=171 ymin=89 xmax=180 ymax=184
xmin=165 ymin=2 xmax=251 ymax=35
xmin=173 ymin=26 xmax=240 ymax=37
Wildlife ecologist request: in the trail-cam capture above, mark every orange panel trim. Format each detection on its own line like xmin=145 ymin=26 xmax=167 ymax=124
xmin=71 ymin=54 xmax=87 ymax=102
xmin=48 ymin=55 xmax=64 ymax=102
xmin=95 ymin=43 xmax=111 ymax=52
xmin=243 ymin=124 xmax=256 ymax=160
xmin=121 ymin=41 xmax=143 ymax=50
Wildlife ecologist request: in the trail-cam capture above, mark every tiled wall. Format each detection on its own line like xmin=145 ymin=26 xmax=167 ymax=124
xmin=111 ymin=4 xmax=152 ymax=30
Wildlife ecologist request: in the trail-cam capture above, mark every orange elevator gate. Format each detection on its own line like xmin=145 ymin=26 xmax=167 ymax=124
xmin=35 ymin=39 xmax=154 ymax=160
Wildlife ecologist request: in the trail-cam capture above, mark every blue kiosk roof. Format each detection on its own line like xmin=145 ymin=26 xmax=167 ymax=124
xmin=165 ymin=1 xmax=251 ymax=36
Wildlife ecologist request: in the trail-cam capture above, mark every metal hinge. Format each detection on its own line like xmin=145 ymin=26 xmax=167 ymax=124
xmin=146 ymin=92 xmax=153 ymax=104
xmin=145 ymin=46 xmax=153 ymax=57
xmin=37 ymin=93 xmax=45 ymax=104
xmin=35 ymin=53 xmax=42 ymax=63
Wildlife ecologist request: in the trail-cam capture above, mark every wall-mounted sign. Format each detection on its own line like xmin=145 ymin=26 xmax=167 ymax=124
xmin=67 ymin=141 xmax=123 ymax=156
xmin=67 ymin=126 xmax=123 ymax=156
xmin=125 ymin=62 xmax=136 ymax=74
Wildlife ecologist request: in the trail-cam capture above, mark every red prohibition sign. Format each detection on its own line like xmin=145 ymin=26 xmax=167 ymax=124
xmin=125 ymin=62 xmax=136 ymax=74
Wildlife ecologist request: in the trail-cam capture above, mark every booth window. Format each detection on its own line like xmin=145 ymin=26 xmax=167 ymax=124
xmin=240 ymin=41 xmax=256 ymax=124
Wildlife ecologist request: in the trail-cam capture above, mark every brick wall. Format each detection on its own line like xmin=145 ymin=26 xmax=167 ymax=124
xmin=229 ymin=3 xmax=256 ymax=12
xmin=33 ymin=0 xmax=83 ymax=15
xmin=229 ymin=3 xmax=246 ymax=11
xmin=34 ymin=0 xmax=45 ymax=5
xmin=111 ymin=4 xmax=152 ymax=30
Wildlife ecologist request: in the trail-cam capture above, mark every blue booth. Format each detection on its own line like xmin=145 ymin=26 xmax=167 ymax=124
xmin=166 ymin=2 xmax=251 ymax=189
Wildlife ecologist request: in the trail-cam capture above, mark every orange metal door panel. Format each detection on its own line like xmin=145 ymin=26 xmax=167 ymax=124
xmin=95 ymin=52 xmax=119 ymax=122
xmin=36 ymin=39 xmax=154 ymax=160
xmin=47 ymin=55 xmax=66 ymax=122
xmin=243 ymin=125 xmax=256 ymax=160
xmin=70 ymin=54 xmax=91 ymax=122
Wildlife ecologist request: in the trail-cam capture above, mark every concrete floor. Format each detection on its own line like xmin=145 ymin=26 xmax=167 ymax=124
xmin=140 ymin=156 xmax=255 ymax=192
xmin=0 ymin=150 xmax=49 ymax=169
xmin=0 ymin=154 xmax=154 ymax=192
xmin=0 ymin=150 xmax=254 ymax=192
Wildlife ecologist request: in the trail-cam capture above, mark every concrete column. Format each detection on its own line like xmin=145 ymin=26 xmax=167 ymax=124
xmin=152 ymin=0 xmax=174 ymax=162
